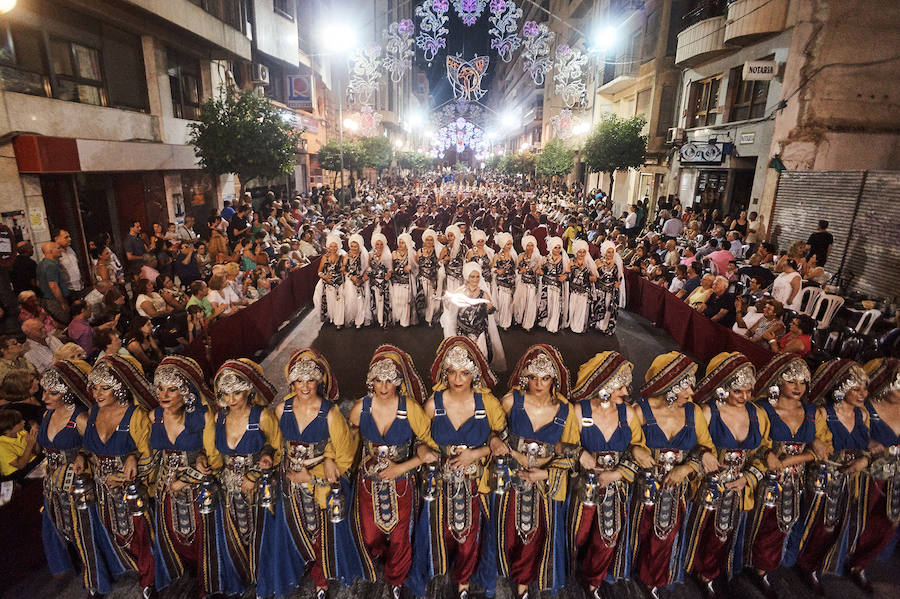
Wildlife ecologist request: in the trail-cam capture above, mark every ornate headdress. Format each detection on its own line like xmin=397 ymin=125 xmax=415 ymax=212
xmin=694 ymin=352 xmax=757 ymax=405
xmin=470 ymin=229 xmax=487 ymax=245
xmin=41 ymin=359 xmax=92 ymax=408
xmin=508 ymin=344 xmax=570 ymax=401
xmin=753 ymin=353 xmax=810 ymax=401
xmin=521 ymin=234 xmax=539 ymax=253
xmin=431 ymin=336 xmax=497 ymax=392
xmin=368 ymin=344 xmax=427 ymax=404
xmin=864 ymin=358 xmax=900 ymax=401
xmin=285 ymin=348 xmax=338 ymax=403
xmin=809 ymin=359 xmax=869 ymax=406
xmin=640 ymin=351 xmax=698 ymax=400
xmin=154 ymin=355 xmax=215 ymax=412
xmin=89 ymin=355 xmax=157 ymax=410
xmin=215 ymin=358 xmax=277 ymax=407
xmin=571 ymin=351 xmax=633 ymax=404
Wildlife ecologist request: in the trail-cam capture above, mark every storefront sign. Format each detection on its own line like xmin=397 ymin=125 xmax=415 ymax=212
xmin=679 ymin=142 xmax=728 ymax=164
xmin=742 ymin=61 xmax=777 ymax=80
xmin=286 ymin=71 xmax=314 ymax=111
xmin=740 ymin=132 xmax=755 ymax=144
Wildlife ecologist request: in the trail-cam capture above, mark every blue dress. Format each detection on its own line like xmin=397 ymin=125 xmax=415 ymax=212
xmin=215 ymin=405 xmax=305 ymax=598
xmin=866 ymin=402 xmax=900 ymax=447
xmin=279 ymin=397 xmax=363 ymax=587
xmin=762 ymin=401 xmax=817 ymax=445
xmin=39 ymin=407 xmax=128 ymax=594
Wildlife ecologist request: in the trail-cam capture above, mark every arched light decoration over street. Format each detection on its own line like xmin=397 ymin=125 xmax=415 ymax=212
xmin=590 ymin=25 xmax=617 ymax=52
xmin=0 ymin=0 xmax=15 ymax=13
xmin=319 ymin=22 xmax=358 ymax=53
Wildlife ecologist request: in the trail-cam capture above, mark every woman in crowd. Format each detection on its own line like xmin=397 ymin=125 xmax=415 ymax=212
xmin=771 ymin=259 xmax=803 ymax=312
xmin=772 ymin=314 xmax=815 ymax=357
xmin=211 ymin=358 xmax=305 ymax=598
xmin=538 ymin=237 xmax=569 ymax=334
xmin=417 ymin=229 xmax=443 ymax=326
xmin=274 ymin=349 xmax=362 ymax=599
xmin=156 ymin=275 xmax=187 ymax=312
xmin=786 ymin=359 xmax=869 ymax=593
xmin=441 ymin=263 xmax=506 ymax=371
xmin=490 ymin=232 xmax=517 ymax=331
xmin=92 ymin=246 xmax=115 ymax=284
xmin=513 ymin=234 xmax=543 ymax=332
xmin=148 ymin=356 xmax=243 ymax=597
xmin=391 ymin=233 xmax=418 ymax=328
xmin=684 ymin=353 xmax=770 ymax=597
xmin=629 ymin=352 xmax=716 ymax=595
xmin=744 ymin=354 xmax=822 ymax=597
xmin=314 ymin=234 xmax=346 ymax=329
xmin=39 ymin=360 xmax=128 ymax=597
xmin=846 ymin=358 xmax=900 ymax=592
xmin=593 ymin=241 xmax=625 ymax=335
xmin=441 ymin=224 xmax=467 ymax=293
xmin=568 ymin=352 xmax=650 ymax=598
xmin=343 ymin=233 xmax=370 ymax=329
xmin=349 ymin=346 xmax=437 ymax=599
xmin=568 ymin=239 xmax=598 ymax=334
xmin=467 ymin=230 xmax=494 ymax=290
xmin=687 ymin=274 xmax=715 ymax=310
xmin=77 ymin=355 xmax=165 ymax=598
xmin=369 ymin=232 xmax=393 ymax=329
xmin=195 ymin=242 xmax=212 ymax=279
xmin=135 ymin=278 xmax=170 ymax=319
xmin=409 ymin=336 xmax=506 ymax=599
xmin=125 ymin=316 xmax=164 ymax=375
xmin=491 ymin=345 xmax=579 ymax=599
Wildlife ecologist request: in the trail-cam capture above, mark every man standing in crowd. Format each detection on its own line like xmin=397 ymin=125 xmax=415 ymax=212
xmin=176 ymin=215 xmax=200 ymax=243
xmin=54 ymin=229 xmax=84 ymax=299
xmin=37 ymin=241 xmax=68 ymax=324
xmin=807 ymin=219 xmax=833 ymax=267
xmin=124 ymin=220 xmax=146 ymax=277
xmin=10 ymin=241 xmax=38 ymax=295
xmin=228 ymin=204 xmax=251 ymax=245
xmin=662 ymin=210 xmax=683 ymax=238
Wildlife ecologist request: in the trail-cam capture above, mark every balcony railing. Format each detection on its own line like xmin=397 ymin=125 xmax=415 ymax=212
xmin=188 ymin=0 xmax=245 ymax=33
xmin=681 ymin=0 xmax=728 ymax=30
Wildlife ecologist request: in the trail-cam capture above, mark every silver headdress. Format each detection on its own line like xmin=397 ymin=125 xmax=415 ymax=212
xmin=88 ymin=361 xmax=123 ymax=392
xmin=366 ymin=358 xmax=403 ymax=388
xmin=832 ymin=364 xmax=869 ymax=403
xmin=599 ymin=369 xmax=633 ymax=401
xmin=41 ymin=368 xmax=68 ymax=396
xmin=781 ymin=360 xmax=811 ymax=384
xmin=214 ymin=368 xmax=254 ymax=407
xmin=523 ymin=352 xmax=557 ymax=380
xmin=442 ymin=345 xmax=479 ymax=380
xmin=666 ymin=373 xmax=695 ymax=407
xmin=154 ymin=365 xmax=197 ymax=411
xmin=288 ymin=357 xmax=324 ymax=385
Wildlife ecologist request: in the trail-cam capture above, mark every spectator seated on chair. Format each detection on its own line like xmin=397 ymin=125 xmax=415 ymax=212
xmin=768 ymin=314 xmax=815 ymax=357
xmin=0 ymin=408 xmax=40 ymax=481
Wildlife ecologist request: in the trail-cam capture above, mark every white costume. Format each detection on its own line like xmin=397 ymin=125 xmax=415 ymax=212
xmin=593 ymin=240 xmax=626 ymax=334
xmin=390 ymin=233 xmax=418 ymax=327
xmin=443 ymin=224 xmax=466 ymax=292
xmin=368 ymin=232 xmax=393 ymax=327
xmin=568 ymin=239 xmax=599 ymax=333
xmin=312 ymin=233 xmax=346 ymax=327
xmin=418 ymin=228 xmax=444 ymax=326
xmin=343 ymin=233 xmax=371 ymax=328
xmin=490 ymin=232 xmax=517 ymax=329
xmin=440 ymin=262 xmax=506 ymax=371
xmin=513 ymin=234 xmax=543 ymax=331
xmin=539 ymin=236 xmax=569 ymax=333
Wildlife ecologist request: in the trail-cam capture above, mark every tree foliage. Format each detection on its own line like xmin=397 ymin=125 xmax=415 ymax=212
xmin=583 ymin=113 xmax=647 ymax=197
xmin=188 ymin=89 xmax=302 ymax=191
xmin=397 ymin=151 xmax=434 ymax=172
xmin=535 ymin=138 xmax=576 ymax=179
xmin=359 ymin=135 xmax=394 ymax=171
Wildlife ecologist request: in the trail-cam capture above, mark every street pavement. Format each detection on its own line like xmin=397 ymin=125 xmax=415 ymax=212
xmin=6 ymin=309 xmax=899 ymax=599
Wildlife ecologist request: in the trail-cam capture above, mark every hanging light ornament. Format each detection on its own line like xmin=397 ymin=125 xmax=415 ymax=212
xmin=432 ymin=116 xmax=488 ymax=156
xmin=357 ymin=105 xmax=384 ymax=137
xmin=446 ymin=54 xmax=489 ymax=102
xmin=488 ymin=0 xmax=523 ymax=63
xmin=415 ymin=0 xmax=449 ymax=65
xmin=453 ymin=0 xmax=488 ymax=26
xmin=384 ymin=19 xmax=416 ymax=83
xmin=550 ymin=108 xmax=575 ymax=140
xmin=520 ymin=21 xmax=555 ymax=86
xmin=553 ymin=44 xmax=588 ymax=108
xmin=347 ymin=45 xmax=383 ymax=106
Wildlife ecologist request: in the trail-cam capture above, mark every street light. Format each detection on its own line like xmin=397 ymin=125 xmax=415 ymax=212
xmin=0 ymin=0 xmax=16 ymax=14
xmin=501 ymin=111 xmax=519 ymax=130
xmin=590 ymin=25 xmax=617 ymax=53
xmin=343 ymin=118 xmax=359 ymax=131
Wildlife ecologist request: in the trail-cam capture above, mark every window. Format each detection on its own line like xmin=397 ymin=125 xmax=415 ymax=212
xmin=49 ymin=39 xmax=105 ymax=106
xmin=655 ymin=84 xmax=676 ymax=137
xmin=274 ymin=0 xmax=295 ymax=19
xmin=688 ymin=76 xmax=721 ymax=128
xmin=636 ymin=88 xmax=651 ymax=118
xmin=168 ymin=50 xmax=203 ymax=120
xmin=642 ymin=10 xmax=659 ymax=62
xmin=728 ymin=63 xmax=770 ymax=121
xmin=0 ymin=25 xmax=49 ymax=97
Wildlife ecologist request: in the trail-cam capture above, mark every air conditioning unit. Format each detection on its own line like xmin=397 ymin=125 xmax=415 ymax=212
xmin=666 ymin=127 xmax=685 ymax=144
xmin=251 ymin=63 xmax=270 ymax=85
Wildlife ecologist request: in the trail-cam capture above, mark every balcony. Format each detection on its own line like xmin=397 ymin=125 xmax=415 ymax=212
xmin=724 ymin=0 xmax=789 ymax=46
xmin=676 ymin=16 xmax=729 ymax=66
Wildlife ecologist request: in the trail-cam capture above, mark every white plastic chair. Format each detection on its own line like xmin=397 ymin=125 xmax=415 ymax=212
xmin=798 ymin=287 xmax=825 ymax=316
xmin=855 ymin=309 xmax=882 ymax=335
xmin=811 ymin=294 xmax=844 ymax=330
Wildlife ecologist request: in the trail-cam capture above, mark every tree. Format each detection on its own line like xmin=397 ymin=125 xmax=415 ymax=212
xmin=583 ymin=113 xmax=647 ymax=200
xmin=536 ymin=138 xmax=575 ymax=179
xmin=188 ymin=88 xmax=302 ymax=194
xmin=359 ymin=135 xmax=393 ymax=173
xmin=317 ymin=140 xmax=365 ymax=188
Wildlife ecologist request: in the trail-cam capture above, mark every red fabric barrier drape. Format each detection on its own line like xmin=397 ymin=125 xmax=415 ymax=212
xmin=623 ymin=270 xmax=773 ymax=369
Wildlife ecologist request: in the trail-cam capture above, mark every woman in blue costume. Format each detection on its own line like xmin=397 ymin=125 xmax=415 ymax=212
xmin=489 ymin=344 xmax=580 ymax=599
xmin=149 ymin=355 xmax=243 ymax=598
xmin=39 ymin=359 xmax=128 ymax=598
xmin=629 ymin=352 xmax=717 ymax=597
xmin=78 ymin=355 xmax=166 ymax=598
xmin=787 ymin=359 xmax=869 ymax=595
xmin=684 ymin=353 xmax=771 ymax=598
xmin=273 ymin=348 xmax=362 ymax=599
xmin=349 ymin=344 xmax=438 ymax=599
xmin=845 ymin=358 xmax=900 ymax=592
xmin=209 ymin=359 xmax=305 ymax=599
xmin=743 ymin=354 xmax=824 ymax=598
xmin=408 ymin=336 xmax=506 ymax=599
xmin=568 ymin=352 xmax=651 ymax=599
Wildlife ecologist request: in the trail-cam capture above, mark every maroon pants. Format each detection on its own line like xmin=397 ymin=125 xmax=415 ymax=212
xmin=441 ymin=489 xmax=482 ymax=586
xmin=688 ymin=513 xmax=731 ymax=582
xmin=501 ymin=488 xmax=546 ymax=587
xmin=112 ymin=515 xmax=156 ymax=588
xmin=749 ymin=507 xmax=788 ymax=573
xmin=850 ymin=479 xmax=898 ymax=571
xmin=796 ymin=511 xmax=842 ymax=573
xmin=634 ymin=502 xmax=685 ymax=588
xmin=573 ymin=504 xmax=618 ymax=586
xmin=357 ymin=477 xmax=415 ymax=586
xmin=163 ymin=497 xmax=199 ymax=570
xmin=309 ymin=533 xmax=328 ymax=588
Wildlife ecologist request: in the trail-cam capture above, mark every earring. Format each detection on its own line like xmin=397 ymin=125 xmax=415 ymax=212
xmin=115 ymin=387 xmax=130 ymax=407
xmin=665 ymin=390 xmax=677 ymax=408
xmin=832 ymin=389 xmax=844 ymax=405
xmin=715 ymin=387 xmax=728 ymax=407
xmin=598 ymin=389 xmax=611 ymax=408
xmin=768 ymin=385 xmax=780 ymax=406
xmin=185 ymin=392 xmax=197 ymax=413
xmin=65 ymin=395 xmax=76 ymax=411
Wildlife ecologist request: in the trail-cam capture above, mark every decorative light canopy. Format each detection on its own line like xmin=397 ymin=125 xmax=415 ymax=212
xmin=383 ymin=20 xmax=416 ymax=83
xmin=355 ymin=105 xmax=384 ymax=137
xmin=431 ymin=116 xmax=489 ymax=158
xmin=446 ymin=54 xmax=489 ymax=101
xmin=550 ymin=108 xmax=575 ymax=140
xmin=553 ymin=44 xmax=588 ymax=108
xmin=488 ymin=0 xmax=523 ymax=63
xmin=415 ymin=0 xmax=449 ymax=64
xmin=347 ymin=45 xmax=382 ymax=106
xmin=521 ymin=21 xmax=555 ymax=85
xmin=453 ymin=0 xmax=488 ymax=26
